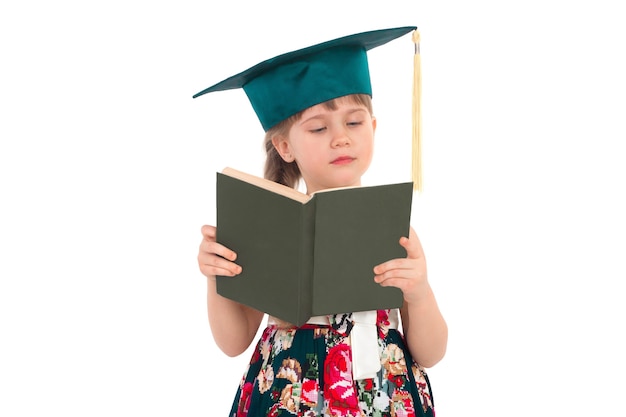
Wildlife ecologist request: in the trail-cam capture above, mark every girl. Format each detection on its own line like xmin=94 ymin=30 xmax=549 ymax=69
xmin=196 ymin=26 xmax=447 ymax=417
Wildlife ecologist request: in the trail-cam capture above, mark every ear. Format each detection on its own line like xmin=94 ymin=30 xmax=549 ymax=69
xmin=371 ymin=115 xmax=377 ymax=133
xmin=271 ymin=135 xmax=295 ymax=162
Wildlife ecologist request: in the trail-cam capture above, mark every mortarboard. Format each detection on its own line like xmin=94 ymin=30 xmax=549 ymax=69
xmin=194 ymin=26 xmax=423 ymax=191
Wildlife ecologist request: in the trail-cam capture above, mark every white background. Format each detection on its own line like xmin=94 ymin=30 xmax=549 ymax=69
xmin=2 ymin=1 xmax=625 ymax=416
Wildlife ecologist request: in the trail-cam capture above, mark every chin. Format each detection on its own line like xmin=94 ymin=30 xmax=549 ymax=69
xmin=334 ymin=178 xmax=361 ymax=189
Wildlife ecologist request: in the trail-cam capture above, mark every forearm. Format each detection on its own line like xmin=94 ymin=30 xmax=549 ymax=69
xmin=401 ymin=284 xmax=448 ymax=368
xmin=207 ymin=277 xmax=264 ymax=357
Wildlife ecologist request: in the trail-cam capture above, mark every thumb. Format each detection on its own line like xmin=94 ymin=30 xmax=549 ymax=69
xmin=400 ymin=227 xmax=424 ymax=259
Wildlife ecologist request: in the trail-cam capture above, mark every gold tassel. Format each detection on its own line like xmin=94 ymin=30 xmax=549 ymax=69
xmin=412 ymin=29 xmax=423 ymax=193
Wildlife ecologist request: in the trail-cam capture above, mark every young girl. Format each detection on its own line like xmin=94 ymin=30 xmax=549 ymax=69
xmin=196 ymin=26 xmax=447 ymax=417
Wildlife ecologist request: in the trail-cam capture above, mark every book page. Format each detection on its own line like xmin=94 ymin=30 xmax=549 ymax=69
xmin=222 ymin=167 xmax=310 ymax=204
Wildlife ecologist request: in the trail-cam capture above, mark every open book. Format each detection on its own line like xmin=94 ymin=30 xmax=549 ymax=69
xmin=215 ymin=167 xmax=413 ymax=326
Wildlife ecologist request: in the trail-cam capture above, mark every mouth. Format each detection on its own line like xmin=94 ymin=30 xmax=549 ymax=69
xmin=331 ymin=156 xmax=355 ymax=165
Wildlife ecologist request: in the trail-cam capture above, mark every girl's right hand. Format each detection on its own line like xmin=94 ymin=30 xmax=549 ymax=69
xmin=198 ymin=225 xmax=242 ymax=279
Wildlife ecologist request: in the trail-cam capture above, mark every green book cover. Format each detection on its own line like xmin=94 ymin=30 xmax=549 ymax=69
xmin=215 ymin=167 xmax=412 ymax=326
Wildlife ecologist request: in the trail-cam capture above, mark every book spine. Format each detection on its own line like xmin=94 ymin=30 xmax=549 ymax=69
xmin=297 ymin=199 xmax=316 ymax=326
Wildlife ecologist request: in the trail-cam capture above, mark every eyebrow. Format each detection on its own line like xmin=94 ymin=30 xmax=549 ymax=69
xmin=299 ymin=107 xmax=368 ymax=126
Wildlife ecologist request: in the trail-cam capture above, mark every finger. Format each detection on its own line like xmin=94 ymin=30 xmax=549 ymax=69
xmin=376 ymin=276 xmax=408 ymax=290
xmin=200 ymin=225 xmax=238 ymax=261
xmin=400 ymin=227 xmax=424 ymax=260
xmin=199 ymin=262 xmax=241 ymax=278
xmin=200 ymin=226 xmax=237 ymax=261
xmin=201 ymin=224 xmax=217 ymax=240
xmin=200 ymin=239 xmax=238 ymax=262
xmin=373 ymin=258 xmax=412 ymax=276
xmin=199 ymin=252 xmax=242 ymax=276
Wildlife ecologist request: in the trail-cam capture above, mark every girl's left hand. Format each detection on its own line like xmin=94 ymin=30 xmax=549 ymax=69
xmin=373 ymin=227 xmax=429 ymax=304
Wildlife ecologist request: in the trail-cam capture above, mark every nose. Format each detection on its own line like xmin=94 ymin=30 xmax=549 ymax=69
xmin=331 ymin=128 xmax=351 ymax=148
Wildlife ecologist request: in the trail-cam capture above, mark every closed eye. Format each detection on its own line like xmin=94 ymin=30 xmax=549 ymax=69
xmin=309 ymin=127 xmax=327 ymax=133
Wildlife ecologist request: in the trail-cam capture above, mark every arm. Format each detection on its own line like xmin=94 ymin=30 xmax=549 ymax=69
xmin=373 ymin=227 xmax=448 ymax=368
xmin=198 ymin=225 xmax=264 ymax=357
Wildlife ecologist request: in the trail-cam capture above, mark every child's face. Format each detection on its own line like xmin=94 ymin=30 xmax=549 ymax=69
xmin=276 ymin=96 xmax=376 ymax=194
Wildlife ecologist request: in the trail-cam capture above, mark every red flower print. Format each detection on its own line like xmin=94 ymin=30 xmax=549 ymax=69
xmin=387 ymin=374 xmax=404 ymax=388
xmin=268 ymin=403 xmax=280 ymax=417
xmin=377 ymin=309 xmax=390 ymax=338
xmin=271 ymin=388 xmax=280 ymax=401
xmin=412 ymin=365 xmax=434 ymax=411
xmin=391 ymin=390 xmax=416 ymax=417
xmin=301 ymin=378 xmax=319 ymax=407
xmin=377 ymin=309 xmax=389 ymax=326
xmin=324 ymin=344 xmax=360 ymax=416
xmin=364 ymin=378 xmax=374 ymax=391
xmin=236 ymin=382 xmax=253 ymax=417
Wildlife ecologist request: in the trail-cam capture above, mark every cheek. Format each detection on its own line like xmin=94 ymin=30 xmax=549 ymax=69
xmin=297 ymin=153 xmax=325 ymax=172
xmin=362 ymin=138 xmax=374 ymax=160
xmin=293 ymin=141 xmax=324 ymax=162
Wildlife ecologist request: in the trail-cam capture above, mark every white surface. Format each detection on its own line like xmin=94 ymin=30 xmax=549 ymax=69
xmin=1 ymin=1 xmax=625 ymax=415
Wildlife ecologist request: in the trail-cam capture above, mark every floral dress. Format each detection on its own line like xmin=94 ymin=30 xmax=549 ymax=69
xmin=227 ymin=309 xmax=435 ymax=417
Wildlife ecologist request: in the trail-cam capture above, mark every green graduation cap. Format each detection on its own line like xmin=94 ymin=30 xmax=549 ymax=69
xmin=194 ymin=25 xmax=423 ymax=191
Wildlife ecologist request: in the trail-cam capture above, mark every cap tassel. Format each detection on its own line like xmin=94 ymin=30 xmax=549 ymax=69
xmin=412 ymin=30 xmax=423 ymax=193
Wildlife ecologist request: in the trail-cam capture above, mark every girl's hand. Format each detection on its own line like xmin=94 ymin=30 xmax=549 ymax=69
xmin=198 ymin=225 xmax=242 ymax=279
xmin=373 ymin=227 xmax=428 ymax=304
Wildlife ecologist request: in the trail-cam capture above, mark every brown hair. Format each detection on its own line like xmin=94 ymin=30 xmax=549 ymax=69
xmin=263 ymin=94 xmax=373 ymax=189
